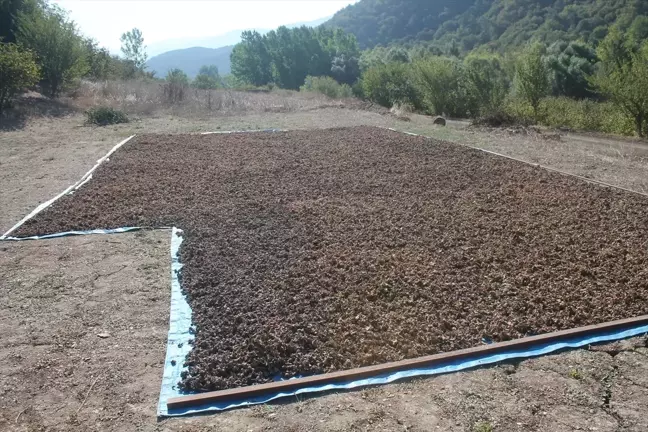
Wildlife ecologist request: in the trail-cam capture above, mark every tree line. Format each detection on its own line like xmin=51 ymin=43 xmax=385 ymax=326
xmin=230 ymin=26 xmax=361 ymax=89
xmin=0 ymin=0 xmax=151 ymax=113
xmin=354 ymin=26 xmax=648 ymax=137
xmin=225 ymin=17 xmax=648 ymax=137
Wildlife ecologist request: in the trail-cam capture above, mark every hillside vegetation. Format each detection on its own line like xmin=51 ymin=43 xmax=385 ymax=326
xmin=326 ymin=0 xmax=648 ymax=52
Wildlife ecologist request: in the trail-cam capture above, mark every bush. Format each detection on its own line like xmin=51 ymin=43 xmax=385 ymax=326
xmin=413 ymin=56 xmax=470 ymax=117
xmin=0 ymin=43 xmax=40 ymax=115
xmin=300 ymin=75 xmax=353 ymax=99
xmin=85 ymin=106 xmax=129 ymax=126
xmin=500 ymin=96 xmax=636 ymax=136
xmin=192 ymin=74 xmax=220 ymax=90
xmin=538 ymin=97 xmax=634 ymax=135
xmin=17 ymin=3 xmax=87 ymax=97
xmin=463 ymin=54 xmax=511 ymax=117
xmin=361 ymin=62 xmax=424 ymax=110
xmin=192 ymin=65 xmax=221 ymax=89
xmin=163 ymin=68 xmax=189 ymax=103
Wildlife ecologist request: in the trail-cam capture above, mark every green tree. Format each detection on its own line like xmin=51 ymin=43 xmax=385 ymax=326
xmin=17 ymin=3 xmax=87 ymax=97
xmin=0 ymin=42 xmax=40 ymax=114
xmin=231 ymin=26 xmax=360 ymax=89
xmin=515 ymin=42 xmax=550 ymax=119
xmin=544 ymin=41 xmax=598 ymax=99
xmin=163 ymin=68 xmax=189 ymax=103
xmin=120 ymin=28 xmax=147 ymax=71
xmin=230 ymin=30 xmax=272 ymax=86
xmin=193 ymin=65 xmax=220 ymax=89
xmin=83 ymin=38 xmax=118 ymax=80
xmin=591 ymin=38 xmax=648 ymax=137
xmin=596 ymin=26 xmax=632 ymax=70
xmin=414 ymin=56 xmax=468 ymax=116
xmin=0 ymin=0 xmax=28 ymax=43
xmin=361 ymin=62 xmax=423 ymax=109
xmin=464 ymin=54 xmax=510 ymax=116
xmin=166 ymin=68 xmax=188 ymax=84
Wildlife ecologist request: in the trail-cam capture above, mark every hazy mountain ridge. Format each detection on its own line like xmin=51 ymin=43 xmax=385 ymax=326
xmin=146 ymin=45 xmax=234 ymax=78
xmin=146 ymin=15 xmax=331 ymax=77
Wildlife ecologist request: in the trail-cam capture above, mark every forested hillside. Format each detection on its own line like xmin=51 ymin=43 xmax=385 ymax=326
xmin=326 ymin=0 xmax=648 ymax=51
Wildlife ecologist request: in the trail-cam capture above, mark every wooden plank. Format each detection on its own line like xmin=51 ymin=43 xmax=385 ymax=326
xmin=167 ymin=314 xmax=648 ymax=410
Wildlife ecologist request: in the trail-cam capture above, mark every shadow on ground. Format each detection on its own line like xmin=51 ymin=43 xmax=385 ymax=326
xmin=0 ymin=94 xmax=79 ymax=130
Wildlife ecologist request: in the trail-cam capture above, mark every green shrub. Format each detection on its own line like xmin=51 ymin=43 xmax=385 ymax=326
xmin=85 ymin=106 xmax=129 ymax=126
xmin=17 ymin=3 xmax=87 ymax=97
xmin=0 ymin=43 xmax=40 ymax=115
xmin=361 ymin=62 xmax=424 ymax=110
xmin=413 ymin=56 xmax=471 ymax=117
xmin=501 ymin=96 xmax=636 ymax=136
xmin=300 ymin=75 xmax=353 ymax=99
xmin=539 ymin=97 xmax=634 ymax=135
xmin=192 ymin=65 xmax=221 ymax=89
xmin=163 ymin=68 xmax=189 ymax=103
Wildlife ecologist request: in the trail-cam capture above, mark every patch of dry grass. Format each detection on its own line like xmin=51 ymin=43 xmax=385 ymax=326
xmin=69 ymin=80 xmax=357 ymax=117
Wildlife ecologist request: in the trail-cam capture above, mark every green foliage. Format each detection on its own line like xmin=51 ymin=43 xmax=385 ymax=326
xmin=464 ymin=54 xmax=510 ymax=116
xmin=166 ymin=68 xmax=189 ymax=85
xmin=85 ymin=106 xmax=129 ymax=126
xmin=120 ymin=28 xmax=147 ymax=71
xmin=300 ymin=75 xmax=352 ymax=99
xmin=327 ymin=0 xmax=475 ymax=49
xmin=414 ymin=56 xmax=471 ymax=117
xmin=163 ymin=68 xmax=189 ymax=103
xmin=231 ymin=26 xmax=360 ymax=89
xmin=361 ymin=62 xmax=423 ymax=109
xmin=360 ymin=45 xmax=413 ymax=71
xmin=326 ymin=0 xmax=648 ymax=53
xmin=569 ymin=369 xmax=583 ymax=380
xmin=0 ymin=42 xmax=39 ymax=114
xmin=192 ymin=64 xmax=221 ymax=89
xmin=230 ymin=31 xmax=272 ymax=87
xmin=545 ymin=41 xmax=598 ymax=99
xmin=515 ymin=42 xmax=550 ymax=118
xmin=472 ymin=421 xmax=494 ymax=432
xmin=504 ymin=96 xmax=635 ymax=136
xmin=82 ymin=37 xmax=133 ymax=81
xmin=591 ymin=34 xmax=648 ymax=136
xmin=17 ymin=3 xmax=87 ymax=97
xmin=0 ymin=0 xmax=33 ymax=44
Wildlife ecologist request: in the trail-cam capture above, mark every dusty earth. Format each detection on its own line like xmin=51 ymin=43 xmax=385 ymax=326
xmin=13 ymin=127 xmax=648 ymax=393
xmin=1 ymin=105 xmax=648 ymax=431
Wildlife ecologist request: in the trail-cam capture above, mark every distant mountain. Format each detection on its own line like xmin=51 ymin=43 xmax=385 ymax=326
xmin=147 ymin=30 xmax=247 ymax=58
xmin=145 ymin=15 xmax=332 ymax=79
xmin=146 ymin=45 xmax=234 ymax=78
xmin=325 ymin=0 xmax=648 ymax=51
xmin=148 ymin=16 xmax=332 ymax=57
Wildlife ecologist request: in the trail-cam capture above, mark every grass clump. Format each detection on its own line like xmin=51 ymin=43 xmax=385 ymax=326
xmin=85 ymin=106 xmax=129 ymax=126
xmin=300 ymin=75 xmax=353 ymax=99
xmin=568 ymin=368 xmax=583 ymax=380
xmin=473 ymin=421 xmax=494 ymax=432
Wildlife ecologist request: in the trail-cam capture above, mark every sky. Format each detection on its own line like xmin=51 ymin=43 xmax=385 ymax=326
xmin=54 ymin=0 xmax=358 ymax=55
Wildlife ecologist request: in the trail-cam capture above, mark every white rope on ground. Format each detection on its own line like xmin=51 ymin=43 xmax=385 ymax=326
xmin=1 ymin=135 xmax=136 ymax=240
xmin=200 ymin=129 xmax=286 ymax=135
xmin=386 ymin=127 xmax=648 ymax=199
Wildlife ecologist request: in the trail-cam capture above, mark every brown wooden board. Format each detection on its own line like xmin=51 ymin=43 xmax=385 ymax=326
xmin=167 ymin=314 xmax=648 ymax=410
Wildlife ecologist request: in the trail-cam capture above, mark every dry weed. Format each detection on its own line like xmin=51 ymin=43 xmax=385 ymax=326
xmin=68 ymin=80 xmax=357 ymax=118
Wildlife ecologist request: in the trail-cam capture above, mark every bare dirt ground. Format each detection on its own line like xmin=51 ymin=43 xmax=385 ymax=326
xmin=1 ymin=103 xmax=648 ymax=431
